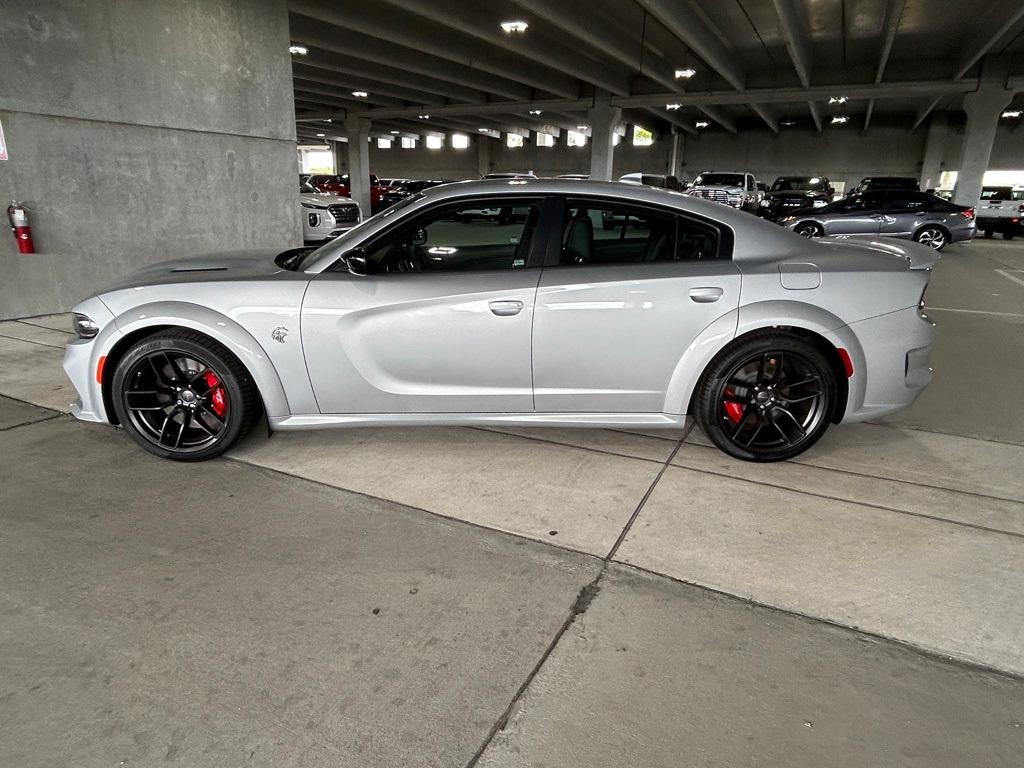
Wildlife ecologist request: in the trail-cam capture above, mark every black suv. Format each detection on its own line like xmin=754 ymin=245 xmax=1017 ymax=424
xmin=758 ymin=176 xmax=834 ymax=221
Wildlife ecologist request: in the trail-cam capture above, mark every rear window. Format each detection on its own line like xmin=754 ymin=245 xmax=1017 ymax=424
xmin=695 ymin=173 xmax=744 ymax=187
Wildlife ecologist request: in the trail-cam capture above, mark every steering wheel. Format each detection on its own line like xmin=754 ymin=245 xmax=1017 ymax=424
xmin=380 ymin=243 xmax=426 ymax=273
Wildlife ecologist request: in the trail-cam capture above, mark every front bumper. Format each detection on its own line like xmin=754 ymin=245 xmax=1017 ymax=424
xmin=841 ymin=306 xmax=937 ymax=422
xmin=302 ymin=209 xmax=360 ymax=242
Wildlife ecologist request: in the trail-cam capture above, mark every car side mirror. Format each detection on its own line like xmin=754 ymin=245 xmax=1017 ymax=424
xmin=412 ymin=228 xmax=427 ymax=245
xmin=345 ymin=248 xmax=370 ymax=276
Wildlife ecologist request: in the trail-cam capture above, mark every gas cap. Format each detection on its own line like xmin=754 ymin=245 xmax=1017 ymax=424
xmin=779 ymin=262 xmax=821 ymax=290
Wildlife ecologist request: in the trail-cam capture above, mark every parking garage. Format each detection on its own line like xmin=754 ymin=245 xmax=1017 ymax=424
xmin=3 ymin=2 xmax=1024 ymax=766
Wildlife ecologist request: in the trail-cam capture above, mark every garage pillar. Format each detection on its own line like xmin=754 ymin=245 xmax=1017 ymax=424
xmin=953 ymin=60 xmax=1013 ymax=207
xmin=668 ymin=130 xmax=681 ymax=178
xmin=919 ymin=113 xmax=948 ymax=192
xmin=588 ymin=92 xmax=621 ymax=181
xmin=343 ymin=117 xmax=372 ymax=215
xmin=477 ymin=135 xmax=492 ymax=177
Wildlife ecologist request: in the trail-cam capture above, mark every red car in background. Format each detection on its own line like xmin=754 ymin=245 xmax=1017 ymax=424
xmin=307 ymin=174 xmax=386 ymax=213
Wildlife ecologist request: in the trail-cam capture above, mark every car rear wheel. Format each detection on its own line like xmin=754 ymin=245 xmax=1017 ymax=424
xmin=694 ymin=333 xmax=837 ymax=462
xmin=795 ymin=222 xmax=823 ymax=238
xmin=1003 ymin=231 xmax=1016 ymax=241
xmin=111 ymin=330 xmax=259 ymax=461
xmin=914 ymin=226 xmax=946 ymax=250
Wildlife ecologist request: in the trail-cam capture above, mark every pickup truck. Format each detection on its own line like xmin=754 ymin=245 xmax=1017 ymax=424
xmin=977 ymin=186 xmax=1024 ymax=239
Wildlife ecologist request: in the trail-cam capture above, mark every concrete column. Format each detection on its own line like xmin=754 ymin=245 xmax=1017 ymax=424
xmin=919 ymin=113 xmax=948 ymax=192
xmin=588 ymin=92 xmax=621 ymax=181
xmin=952 ymin=60 xmax=1012 ymax=207
xmin=344 ymin=117 xmax=372 ymax=215
xmin=668 ymin=130 xmax=681 ymax=177
xmin=331 ymin=140 xmax=346 ymax=175
xmin=477 ymin=135 xmax=492 ymax=177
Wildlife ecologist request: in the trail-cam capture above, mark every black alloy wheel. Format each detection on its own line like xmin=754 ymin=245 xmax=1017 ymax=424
xmin=796 ymin=222 xmax=823 ymax=238
xmin=695 ymin=334 xmax=836 ymax=461
xmin=111 ymin=330 xmax=258 ymax=461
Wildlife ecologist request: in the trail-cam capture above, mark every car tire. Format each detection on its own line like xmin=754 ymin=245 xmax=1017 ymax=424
xmin=983 ymin=228 xmax=994 ymax=239
xmin=914 ymin=226 xmax=947 ymax=250
xmin=111 ymin=330 xmax=260 ymax=461
xmin=694 ymin=332 xmax=837 ymax=462
xmin=1003 ymin=231 xmax=1015 ymax=241
xmin=795 ymin=222 xmax=823 ymax=238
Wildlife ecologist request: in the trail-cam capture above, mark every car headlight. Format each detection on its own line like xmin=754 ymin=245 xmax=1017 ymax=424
xmin=72 ymin=313 xmax=100 ymax=339
xmin=812 ymin=199 xmax=827 ymax=208
xmin=301 ymin=202 xmax=324 ymax=209
xmin=759 ymin=198 xmax=770 ymax=206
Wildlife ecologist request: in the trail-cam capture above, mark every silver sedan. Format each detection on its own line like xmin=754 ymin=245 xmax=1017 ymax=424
xmin=780 ymin=190 xmax=975 ymax=250
xmin=64 ymin=179 xmax=937 ymax=463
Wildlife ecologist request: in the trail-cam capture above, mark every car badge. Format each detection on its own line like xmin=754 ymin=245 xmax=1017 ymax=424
xmin=271 ymin=326 xmax=288 ymax=343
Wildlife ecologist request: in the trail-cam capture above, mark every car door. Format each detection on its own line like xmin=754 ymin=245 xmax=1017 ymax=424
xmin=532 ymin=197 xmax=741 ymax=413
xmin=824 ymin=194 xmax=882 ymax=236
xmin=301 ymin=195 xmax=550 ymax=414
xmin=877 ymin=193 xmax=930 ymax=237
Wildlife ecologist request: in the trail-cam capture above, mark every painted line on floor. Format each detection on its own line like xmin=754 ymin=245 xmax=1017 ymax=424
xmin=0 ymin=331 xmax=67 ymax=350
xmin=925 ymin=307 xmax=1024 ymax=317
xmin=995 ymin=269 xmax=1024 ymax=288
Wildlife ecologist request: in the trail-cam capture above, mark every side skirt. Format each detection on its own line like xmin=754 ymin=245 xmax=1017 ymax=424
xmin=270 ymin=412 xmax=687 ymax=430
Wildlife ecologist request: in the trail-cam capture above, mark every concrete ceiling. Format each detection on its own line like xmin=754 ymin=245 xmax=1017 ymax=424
xmin=289 ymin=0 xmax=1024 ymax=139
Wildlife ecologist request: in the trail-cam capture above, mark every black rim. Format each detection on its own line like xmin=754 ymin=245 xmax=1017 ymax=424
xmin=122 ymin=350 xmax=230 ymax=453
xmin=797 ymin=224 xmax=820 ymax=237
xmin=717 ymin=351 xmax=827 ymax=452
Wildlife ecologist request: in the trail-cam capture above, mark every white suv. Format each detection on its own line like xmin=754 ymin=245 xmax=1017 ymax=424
xmin=300 ymin=183 xmax=362 ymax=243
xmin=687 ymin=171 xmax=760 ymax=211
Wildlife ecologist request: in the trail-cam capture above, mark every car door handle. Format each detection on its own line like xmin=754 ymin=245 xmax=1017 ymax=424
xmin=489 ymin=300 xmax=524 ymax=316
xmin=689 ymin=287 xmax=724 ymax=303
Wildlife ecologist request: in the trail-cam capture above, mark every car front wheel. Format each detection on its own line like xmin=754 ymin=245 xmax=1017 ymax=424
xmin=111 ymin=330 xmax=260 ymax=461
xmin=795 ymin=222 xmax=823 ymax=238
xmin=694 ymin=333 xmax=837 ymax=462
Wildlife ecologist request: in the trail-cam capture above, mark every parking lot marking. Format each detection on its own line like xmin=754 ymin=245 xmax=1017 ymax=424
xmin=995 ymin=269 xmax=1024 ymax=288
xmin=926 ymin=307 xmax=1024 ymax=318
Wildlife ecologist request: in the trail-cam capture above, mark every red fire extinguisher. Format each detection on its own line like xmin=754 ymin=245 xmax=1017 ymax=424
xmin=7 ymin=201 xmax=35 ymax=254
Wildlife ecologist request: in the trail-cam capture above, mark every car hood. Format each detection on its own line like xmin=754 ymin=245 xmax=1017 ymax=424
xmin=100 ymin=248 xmax=299 ymax=293
xmin=300 ymin=192 xmax=352 ymax=208
xmin=690 ymin=184 xmax=743 ymax=192
xmin=815 ymin=237 xmax=940 ymax=271
xmin=765 ymin=189 xmax=826 ymax=198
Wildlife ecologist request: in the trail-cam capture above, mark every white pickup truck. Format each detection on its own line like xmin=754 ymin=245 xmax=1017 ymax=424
xmin=977 ymin=186 xmax=1024 ymax=240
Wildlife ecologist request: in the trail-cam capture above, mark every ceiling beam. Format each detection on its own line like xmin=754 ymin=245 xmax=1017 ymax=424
xmin=289 ymin=15 xmax=532 ymax=101
xmin=750 ymin=104 xmax=779 ymax=134
xmin=292 ymin=82 xmax=397 ymax=112
xmin=380 ymin=0 xmax=630 ymax=96
xmin=697 ymin=105 xmax=737 ymax=134
xmin=289 ymin=0 xmax=578 ymax=98
xmin=635 ymin=0 xmax=745 ymax=90
xmin=772 ymin=0 xmax=813 ymax=88
xmin=913 ymin=98 xmax=941 ymax=130
xmin=292 ymin=66 xmax=426 ymax=107
xmin=955 ymin=1 xmax=1024 ymax=79
xmin=294 ymin=59 xmax=449 ymax=106
xmin=808 ymin=101 xmax=823 ymax=132
xmin=363 ymin=98 xmax=592 ymax=120
xmin=649 ymin=108 xmax=697 ymax=135
xmin=864 ymin=0 xmax=907 ymax=131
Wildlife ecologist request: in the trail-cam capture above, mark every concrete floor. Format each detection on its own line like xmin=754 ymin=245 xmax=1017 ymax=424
xmin=2 ymin=240 xmax=1024 ymax=766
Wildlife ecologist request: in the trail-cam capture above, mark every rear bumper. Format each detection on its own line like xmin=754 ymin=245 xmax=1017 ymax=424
xmin=841 ymin=306 xmax=937 ymax=422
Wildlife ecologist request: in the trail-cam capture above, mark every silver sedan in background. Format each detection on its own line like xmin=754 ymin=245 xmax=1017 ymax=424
xmin=64 ymin=179 xmax=937 ymax=464
xmin=780 ymin=190 xmax=975 ymax=250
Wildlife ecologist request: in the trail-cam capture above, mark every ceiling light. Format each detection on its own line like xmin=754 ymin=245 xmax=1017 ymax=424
xmin=352 ymin=91 xmax=368 ymax=98
xmin=828 ymin=96 xmax=848 ymax=104
xmin=780 ymin=119 xmax=797 ymax=126
xmin=390 ymin=130 xmax=400 ymax=134
xmin=529 ymin=109 xmax=543 ymax=115
xmin=316 ymin=133 xmax=325 ymax=137
xmin=1002 ymin=110 xmax=1022 ymax=119
xmin=675 ymin=68 xmax=696 ymax=79
xmin=576 ymin=125 xmax=588 ymax=130
xmin=695 ymin=120 xmax=710 ymax=128
xmin=478 ymin=128 xmax=489 ymax=132
xmin=418 ymin=114 xmax=430 ymax=119
xmin=831 ymin=115 xmax=849 ymax=124
xmin=289 ymin=44 xmax=308 ymax=55
xmin=666 ymin=103 xmax=681 ymax=111
xmin=500 ymin=20 xmax=529 ymax=33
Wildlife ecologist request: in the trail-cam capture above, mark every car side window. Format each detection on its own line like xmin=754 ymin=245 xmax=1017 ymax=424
xmin=882 ymin=195 xmax=928 ymax=212
xmin=362 ymin=197 xmax=543 ymax=274
xmin=559 ymin=200 xmax=719 ymax=265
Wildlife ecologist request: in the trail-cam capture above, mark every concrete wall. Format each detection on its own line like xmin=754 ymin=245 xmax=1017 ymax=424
xmin=349 ymin=116 xmax=1024 ymax=193
xmin=0 ymin=0 xmax=300 ymax=319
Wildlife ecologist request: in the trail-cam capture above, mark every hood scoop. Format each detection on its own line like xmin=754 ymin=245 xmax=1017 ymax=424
xmin=169 ymin=266 xmax=229 ymax=273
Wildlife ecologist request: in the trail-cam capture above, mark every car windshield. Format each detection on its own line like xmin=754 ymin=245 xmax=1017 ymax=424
xmin=695 ymin=173 xmax=744 ymax=187
xmin=771 ymin=177 xmax=825 ymax=191
xmin=980 ymin=187 xmax=1014 ymax=201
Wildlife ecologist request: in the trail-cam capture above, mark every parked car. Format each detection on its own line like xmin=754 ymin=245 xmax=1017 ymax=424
xmin=758 ymin=176 xmax=835 ymax=221
xmin=66 ymin=179 xmax=937 ymax=465
xmin=299 ymin=173 xmax=311 ymax=186
xmin=976 ymin=186 xmax=1024 ymax=239
xmin=380 ymin=179 xmax=449 ymax=208
xmin=848 ymin=177 xmax=919 ymax=195
xmin=308 ymin=173 xmax=386 ymax=213
xmin=779 ymin=190 xmax=974 ymax=250
xmin=619 ymin=173 xmax=684 ymax=191
xmin=378 ymin=178 xmax=410 ymax=189
xmin=687 ymin=172 xmax=760 ymax=211
xmin=299 ymin=182 xmax=362 ymax=243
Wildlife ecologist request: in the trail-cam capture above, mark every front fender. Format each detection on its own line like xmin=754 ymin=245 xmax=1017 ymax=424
xmin=104 ymin=301 xmax=291 ymax=418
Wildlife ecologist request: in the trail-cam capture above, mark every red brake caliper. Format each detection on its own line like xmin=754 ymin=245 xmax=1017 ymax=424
xmin=202 ymin=370 xmax=227 ymax=417
xmin=723 ymin=386 xmax=745 ymax=424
